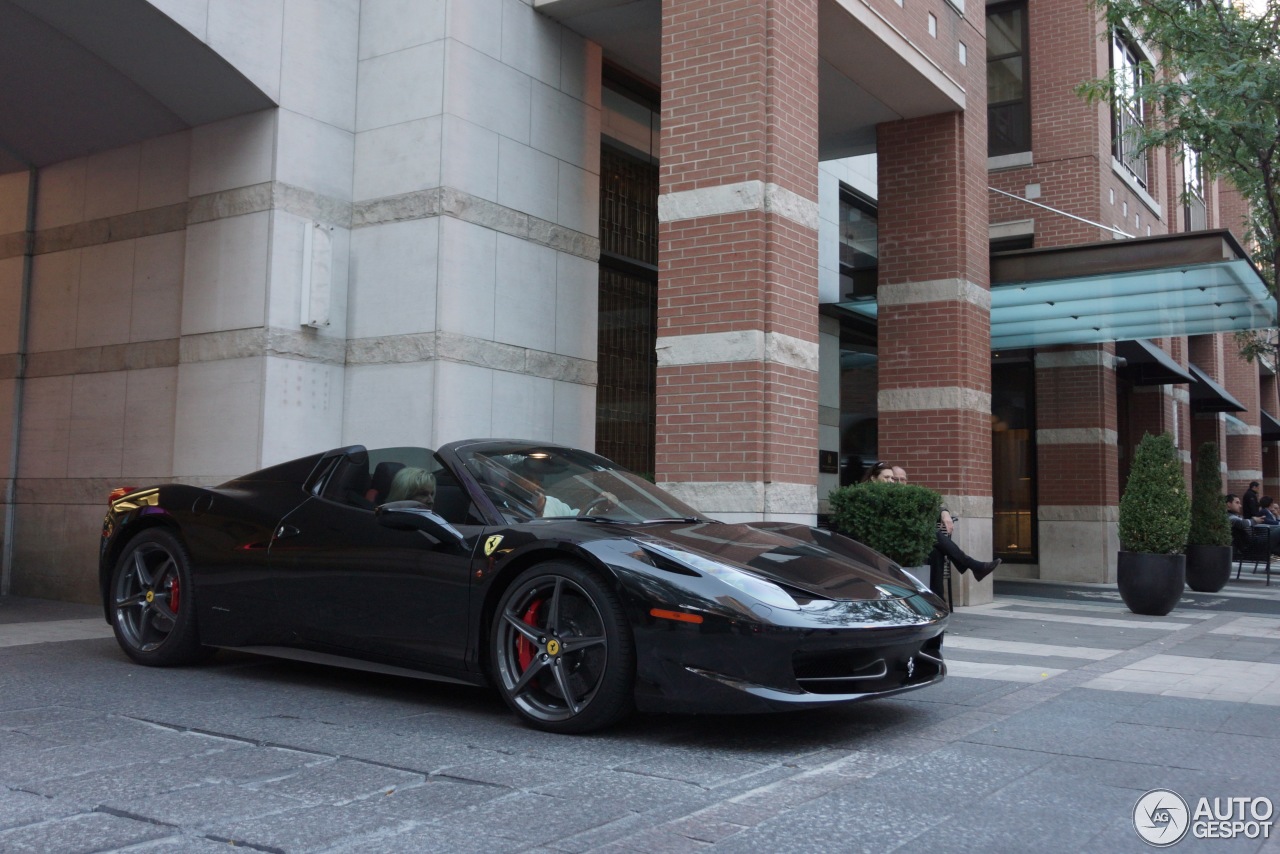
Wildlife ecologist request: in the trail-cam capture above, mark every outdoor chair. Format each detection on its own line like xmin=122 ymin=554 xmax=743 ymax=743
xmin=1231 ymin=524 xmax=1273 ymax=586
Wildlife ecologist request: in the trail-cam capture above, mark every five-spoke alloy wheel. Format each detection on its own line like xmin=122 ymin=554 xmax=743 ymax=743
xmin=491 ymin=562 xmax=634 ymax=733
xmin=110 ymin=529 xmax=207 ymax=666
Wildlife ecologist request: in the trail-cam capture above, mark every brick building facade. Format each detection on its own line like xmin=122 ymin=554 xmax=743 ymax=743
xmin=0 ymin=0 xmax=1272 ymax=605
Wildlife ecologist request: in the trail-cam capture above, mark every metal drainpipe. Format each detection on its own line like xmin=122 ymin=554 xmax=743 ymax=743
xmin=1 ymin=166 xmax=36 ymax=596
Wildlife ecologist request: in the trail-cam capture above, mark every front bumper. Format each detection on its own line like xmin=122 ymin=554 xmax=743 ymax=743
xmin=631 ymin=612 xmax=947 ymax=715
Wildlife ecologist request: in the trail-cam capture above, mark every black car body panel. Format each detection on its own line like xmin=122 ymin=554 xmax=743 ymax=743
xmin=100 ymin=439 xmax=948 ymax=726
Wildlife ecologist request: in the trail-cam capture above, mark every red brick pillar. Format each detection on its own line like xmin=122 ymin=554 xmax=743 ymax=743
xmin=655 ymin=0 xmax=820 ymax=521
xmin=1128 ymin=338 xmax=1191 ymax=486
xmin=1261 ymin=373 xmax=1279 ymax=498
xmin=1188 ymin=336 xmax=1229 ymax=483
xmin=1221 ymin=334 xmax=1262 ymax=494
xmin=1034 ymin=345 xmax=1120 ymax=582
xmin=1170 ymin=336 xmax=1193 ymax=487
xmin=877 ymin=105 xmax=991 ymax=605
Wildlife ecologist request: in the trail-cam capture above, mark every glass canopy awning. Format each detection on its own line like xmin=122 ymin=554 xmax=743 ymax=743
xmin=829 ymin=230 xmax=1275 ymax=350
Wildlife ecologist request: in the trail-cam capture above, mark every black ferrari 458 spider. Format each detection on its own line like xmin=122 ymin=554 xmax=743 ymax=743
xmin=100 ymin=439 xmax=949 ymax=733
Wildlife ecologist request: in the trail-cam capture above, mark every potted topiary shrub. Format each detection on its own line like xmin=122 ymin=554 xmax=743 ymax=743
xmin=1184 ymin=441 xmax=1232 ymax=592
xmin=828 ymin=480 xmax=941 ymax=581
xmin=1117 ymin=432 xmax=1190 ymax=615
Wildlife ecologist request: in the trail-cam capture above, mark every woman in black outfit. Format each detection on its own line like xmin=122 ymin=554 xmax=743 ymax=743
xmin=893 ymin=466 xmax=1000 ymax=586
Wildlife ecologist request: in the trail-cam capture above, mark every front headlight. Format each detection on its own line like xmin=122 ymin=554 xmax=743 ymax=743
xmin=643 ymin=544 xmax=801 ymax=610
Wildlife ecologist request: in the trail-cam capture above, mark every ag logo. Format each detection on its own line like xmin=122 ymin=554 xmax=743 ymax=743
xmin=483 ymin=535 xmax=504 ymax=556
xmin=1134 ymin=789 xmax=1190 ymax=846
xmin=545 ymin=639 xmax=560 ymax=656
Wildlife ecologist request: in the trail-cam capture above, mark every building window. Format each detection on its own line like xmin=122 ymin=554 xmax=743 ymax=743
xmin=597 ymin=68 xmax=659 ymax=477
xmin=838 ymin=322 xmax=879 ymax=487
xmin=986 ymin=1 xmax=1030 ymax=157
xmin=992 ymin=354 xmax=1036 ymax=561
xmin=1183 ymin=146 xmax=1206 ymax=231
xmin=838 ymin=188 xmax=878 ymax=302
xmin=835 ymin=187 xmax=880 ymax=487
xmin=1112 ymin=31 xmax=1149 ymax=188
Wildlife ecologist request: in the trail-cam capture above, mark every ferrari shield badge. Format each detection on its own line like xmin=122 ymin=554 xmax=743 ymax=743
xmin=484 ymin=535 xmax=504 ymax=556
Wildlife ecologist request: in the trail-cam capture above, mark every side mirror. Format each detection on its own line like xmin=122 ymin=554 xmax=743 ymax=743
xmin=376 ymin=501 xmax=466 ymax=548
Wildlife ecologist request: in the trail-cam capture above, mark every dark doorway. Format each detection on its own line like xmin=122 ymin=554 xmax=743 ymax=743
xmin=992 ymin=353 xmax=1037 ymax=560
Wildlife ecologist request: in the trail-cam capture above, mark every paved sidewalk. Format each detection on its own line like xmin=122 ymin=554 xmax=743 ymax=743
xmin=2 ymin=574 xmax=1279 ymax=853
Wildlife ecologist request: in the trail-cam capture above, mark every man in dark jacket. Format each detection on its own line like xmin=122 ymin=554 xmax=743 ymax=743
xmin=1243 ymin=482 xmax=1262 ymax=519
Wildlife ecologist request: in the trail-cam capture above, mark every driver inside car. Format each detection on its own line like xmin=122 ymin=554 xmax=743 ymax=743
xmin=520 ymin=457 xmax=617 ymax=517
xmin=384 ymin=466 xmax=436 ymax=509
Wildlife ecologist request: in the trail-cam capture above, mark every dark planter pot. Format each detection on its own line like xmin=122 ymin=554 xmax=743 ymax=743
xmin=1184 ymin=544 xmax=1232 ymax=593
xmin=1117 ymin=551 xmax=1185 ymax=616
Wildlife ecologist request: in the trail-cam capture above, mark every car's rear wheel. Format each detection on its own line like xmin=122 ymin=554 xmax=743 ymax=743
xmin=491 ymin=562 xmax=634 ymax=733
xmin=110 ymin=529 xmax=209 ymax=666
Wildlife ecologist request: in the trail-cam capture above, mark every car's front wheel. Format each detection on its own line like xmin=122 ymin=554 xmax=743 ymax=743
xmin=110 ymin=529 xmax=209 ymax=666
xmin=491 ymin=562 xmax=635 ymax=733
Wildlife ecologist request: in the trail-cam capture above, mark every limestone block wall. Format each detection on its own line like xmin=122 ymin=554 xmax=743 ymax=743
xmin=0 ymin=0 xmax=601 ymax=602
xmin=0 ymin=131 xmax=191 ymax=601
xmin=0 ymin=0 xmax=363 ymax=601
xmin=345 ymin=0 xmax=602 ymax=450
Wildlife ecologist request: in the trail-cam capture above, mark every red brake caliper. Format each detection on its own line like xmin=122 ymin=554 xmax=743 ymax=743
xmin=166 ymin=573 xmax=180 ymax=614
xmin=516 ymin=599 xmax=543 ymax=671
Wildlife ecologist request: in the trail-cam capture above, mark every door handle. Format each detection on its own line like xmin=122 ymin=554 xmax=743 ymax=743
xmin=275 ymin=524 xmax=301 ymax=540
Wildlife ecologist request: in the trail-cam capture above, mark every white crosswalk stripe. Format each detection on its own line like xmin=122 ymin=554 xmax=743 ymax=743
xmin=1083 ymin=654 xmax=1280 ymax=705
xmin=0 ymin=618 xmax=113 ymax=647
xmin=945 ymin=635 xmax=1122 ymax=660
xmin=946 ymin=661 xmax=1066 ymax=682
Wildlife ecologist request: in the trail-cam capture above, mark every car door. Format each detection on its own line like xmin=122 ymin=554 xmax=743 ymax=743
xmin=268 ymin=450 xmax=485 ymax=674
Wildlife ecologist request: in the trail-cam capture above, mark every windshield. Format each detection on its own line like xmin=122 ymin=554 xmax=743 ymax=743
xmin=457 ymin=444 xmax=706 ymax=524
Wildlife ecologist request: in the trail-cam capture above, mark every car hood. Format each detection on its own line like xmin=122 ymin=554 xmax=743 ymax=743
xmin=635 ymin=520 xmax=916 ymax=601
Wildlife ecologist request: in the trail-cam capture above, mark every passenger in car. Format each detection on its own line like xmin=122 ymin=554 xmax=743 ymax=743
xmin=385 ymin=466 xmax=436 ymax=509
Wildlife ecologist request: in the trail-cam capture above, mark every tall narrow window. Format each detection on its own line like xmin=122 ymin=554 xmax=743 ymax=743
xmin=987 ymin=1 xmax=1030 ymax=157
xmin=1183 ymin=146 xmax=1206 ymax=231
xmin=597 ymin=68 xmax=659 ymax=477
xmin=1112 ymin=32 xmax=1149 ymax=188
xmin=838 ymin=188 xmax=878 ymax=302
xmin=992 ymin=355 xmax=1036 ymax=561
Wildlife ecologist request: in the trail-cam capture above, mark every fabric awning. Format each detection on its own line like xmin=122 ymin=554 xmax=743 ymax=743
xmin=1188 ymin=363 xmax=1247 ymax=413
xmin=1115 ymin=339 xmax=1195 ymax=386
xmin=1261 ymin=410 xmax=1280 ymax=441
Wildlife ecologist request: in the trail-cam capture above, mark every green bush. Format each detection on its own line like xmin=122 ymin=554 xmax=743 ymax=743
xmin=1187 ymin=441 xmax=1230 ymax=547
xmin=1118 ymin=432 xmax=1190 ymax=555
xmin=828 ymin=481 xmax=941 ymax=567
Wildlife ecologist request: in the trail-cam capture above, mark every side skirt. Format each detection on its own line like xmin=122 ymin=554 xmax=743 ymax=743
xmin=220 ymin=645 xmax=484 ymax=687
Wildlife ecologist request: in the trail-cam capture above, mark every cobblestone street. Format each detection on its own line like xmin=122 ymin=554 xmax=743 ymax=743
xmin=3 ymin=577 xmax=1279 ymax=853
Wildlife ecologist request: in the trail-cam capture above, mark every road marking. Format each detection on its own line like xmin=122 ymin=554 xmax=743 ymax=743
xmin=997 ymin=599 xmax=1216 ymax=619
xmin=1209 ymin=616 xmax=1280 ymax=639
xmin=0 ymin=619 xmax=114 ymax=647
xmin=946 ymin=660 xmax=1066 ymax=682
xmin=1083 ymin=654 xmax=1280 ymax=705
xmin=945 ymin=636 xmax=1122 ymax=660
xmin=960 ymin=603 xmax=1195 ymax=631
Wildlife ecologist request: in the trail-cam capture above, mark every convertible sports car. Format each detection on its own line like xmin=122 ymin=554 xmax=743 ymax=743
xmin=100 ymin=439 xmax=949 ymax=733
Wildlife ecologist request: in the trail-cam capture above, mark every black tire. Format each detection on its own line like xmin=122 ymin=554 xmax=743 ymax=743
xmin=491 ymin=561 xmax=635 ymax=733
xmin=109 ymin=529 xmax=209 ymax=666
